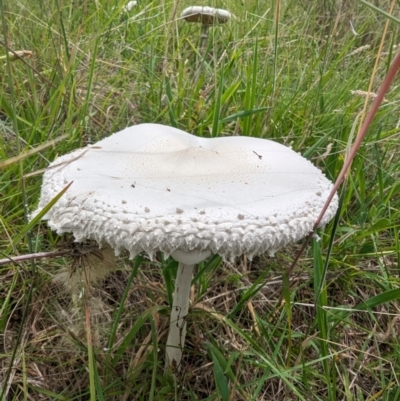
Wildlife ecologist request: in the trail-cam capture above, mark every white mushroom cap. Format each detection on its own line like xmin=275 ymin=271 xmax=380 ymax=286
xmin=123 ymin=1 xmax=137 ymax=12
xmin=35 ymin=123 xmax=338 ymax=262
xmin=181 ymin=6 xmax=231 ymax=25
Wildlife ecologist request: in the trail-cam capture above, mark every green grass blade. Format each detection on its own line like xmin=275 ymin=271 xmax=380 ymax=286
xmin=211 ymin=71 xmax=224 ymax=137
xmin=221 ymin=107 xmax=269 ymax=124
xmin=357 ymin=0 xmax=400 ymax=25
xmin=6 ymin=182 xmax=73 ymax=253
xmin=165 ymin=76 xmax=178 ymax=128
xmin=312 ymin=238 xmax=333 ymax=400
xmin=112 ymin=306 xmax=160 ymax=366
xmin=107 ymin=255 xmax=144 ymax=356
xmin=227 ymin=266 xmax=272 ymax=317
xmin=329 ymin=288 xmax=400 ymax=326
xmin=149 ymin=315 xmax=158 ymax=401
xmin=93 ymin=362 xmax=105 ymax=401
xmin=206 ymin=343 xmax=230 ymax=401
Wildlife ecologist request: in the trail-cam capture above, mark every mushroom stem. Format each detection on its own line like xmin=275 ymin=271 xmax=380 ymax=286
xmin=200 ymin=24 xmax=209 ymax=52
xmin=165 ymin=262 xmax=194 ymax=370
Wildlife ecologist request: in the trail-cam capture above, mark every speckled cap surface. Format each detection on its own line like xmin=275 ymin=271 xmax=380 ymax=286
xmin=35 ymin=123 xmax=338 ymax=261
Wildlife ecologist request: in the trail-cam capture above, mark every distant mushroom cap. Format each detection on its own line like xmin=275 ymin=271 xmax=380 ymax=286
xmin=181 ymin=6 xmax=231 ymax=25
xmin=123 ymin=1 xmax=137 ymax=12
xmin=35 ymin=123 xmax=338 ymax=262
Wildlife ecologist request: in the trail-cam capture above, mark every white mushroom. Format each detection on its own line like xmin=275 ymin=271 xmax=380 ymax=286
xmin=123 ymin=1 xmax=137 ymax=12
xmin=34 ymin=123 xmax=338 ymax=370
xmin=181 ymin=6 xmax=231 ymax=51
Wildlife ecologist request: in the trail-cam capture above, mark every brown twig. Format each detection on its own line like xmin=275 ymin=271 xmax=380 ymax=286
xmin=0 ymin=250 xmax=70 ymax=266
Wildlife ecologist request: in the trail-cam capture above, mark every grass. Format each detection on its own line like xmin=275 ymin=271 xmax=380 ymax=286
xmin=1 ymin=0 xmax=400 ymax=399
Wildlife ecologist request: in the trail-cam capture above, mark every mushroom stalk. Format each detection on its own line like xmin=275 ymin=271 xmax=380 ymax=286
xmin=200 ymin=24 xmax=209 ymax=52
xmin=165 ymin=262 xmax=194 ymax=370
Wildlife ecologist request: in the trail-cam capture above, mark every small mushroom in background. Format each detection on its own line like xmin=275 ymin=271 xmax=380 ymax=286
xmin=123 ymin=1 xmax=137 ymax=13
xmin=34 ymin=123 xmax=338 ymax=371
xmin=181 ymin=6 xmax=231 ymax=52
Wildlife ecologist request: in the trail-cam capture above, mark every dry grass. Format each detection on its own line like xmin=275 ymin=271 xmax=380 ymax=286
xmin=2 ymin=243 xmax=400 ymax=399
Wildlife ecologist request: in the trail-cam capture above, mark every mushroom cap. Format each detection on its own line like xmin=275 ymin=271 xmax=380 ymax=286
xmin=181 ymin=6 xmax=231 ymax=25
xmin=123 ymin=1 xmax=137 ymax=12
xmin=35 ymin=123 xmax=338 ymax=261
